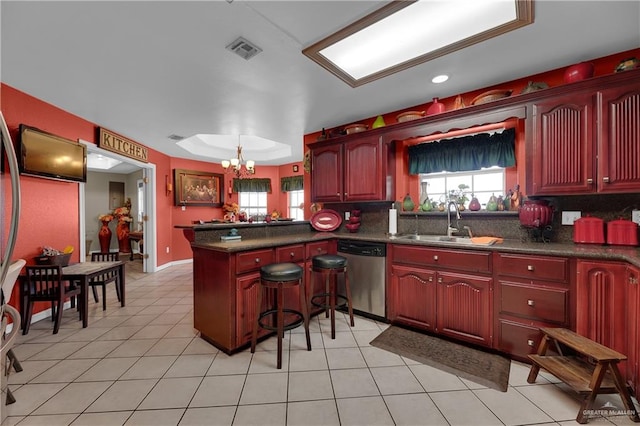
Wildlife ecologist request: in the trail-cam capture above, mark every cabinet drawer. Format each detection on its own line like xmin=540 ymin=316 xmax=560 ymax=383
xmin=499 ymin=281 xmax=568 ymax=324
xmin=236 ymin=249 xmax=274 ymax=274
xmin=498 ymin=320 xmax=544 ymax=359
xmin=306 ymin=241 xmax=331 ymax=259
xmin=496 ymin=253 xmax=568 ymax=282
xmin=392 ymin=245 xmax=491 ymax=274
xmin=276 ymin=244 xmax=305 ymax=263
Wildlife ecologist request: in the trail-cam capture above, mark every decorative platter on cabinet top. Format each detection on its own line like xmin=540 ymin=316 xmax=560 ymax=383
xmin=310 ymin=209 xmax=342 ymax=232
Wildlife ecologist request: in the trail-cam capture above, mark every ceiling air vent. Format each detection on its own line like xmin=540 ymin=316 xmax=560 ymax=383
xmin=226 ymin=37 xmax=262 ymax=60
xmin=167 ymin=134 xmax=185 ymax=141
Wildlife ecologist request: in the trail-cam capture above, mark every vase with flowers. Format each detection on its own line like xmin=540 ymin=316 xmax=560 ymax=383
xmin=113 ymin=198 xmax=133 ymax=253
xmin=222 ymin=202 xmax=240 ymax=222
xmin=98 ymin=213 xmax=114 ymax=252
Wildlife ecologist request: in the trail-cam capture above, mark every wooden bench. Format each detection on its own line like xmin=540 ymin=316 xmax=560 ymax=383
xmin=527 ymin=327 xmax=640 ymax=424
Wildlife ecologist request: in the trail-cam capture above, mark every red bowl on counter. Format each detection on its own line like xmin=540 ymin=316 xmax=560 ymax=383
xmin=607 ymin=218 xmax=638 ymax=246
xmin=345 ymin=223 xmax=360 ymax=233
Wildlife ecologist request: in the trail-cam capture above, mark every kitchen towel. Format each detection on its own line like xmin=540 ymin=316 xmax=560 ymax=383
xmin=389 ymin=207 xmax=397 ymax=235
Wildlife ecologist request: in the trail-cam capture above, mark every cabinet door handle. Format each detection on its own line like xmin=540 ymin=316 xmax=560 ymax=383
xmin=527 ymin=299 xmax=535 ymax=306
xmin=428 ymin=277 xmax=433 ymax=282
xmin=527 ymin=339 xmax=535 ymax=347
xmin=290 ymin=252 xmax=295 ymax=258
xmin=630 ymin=276 xmax=638 ymax=285
xmin=336 ymin=192 xmax=340 ymax=196
xmin=433 ymin=255 xmax=439 ymax=261
xmin=586 ymin=178 xmax=594 ymax=184
xmin=527 ymin=265 xmax=534 ymax=271
xmin=344 ymin=193 xmax=348 ymax=196
xmin=603 ymin=176 xmax=610 ymax=183
xmin=437 ymin=277 xmax=443 ymax=283
xmin=255 ymin=258 xmax=261 ymax=263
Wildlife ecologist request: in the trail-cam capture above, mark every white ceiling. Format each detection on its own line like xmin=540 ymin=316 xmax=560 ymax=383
xmin=2 ymin=0 xmax=639 ymax=174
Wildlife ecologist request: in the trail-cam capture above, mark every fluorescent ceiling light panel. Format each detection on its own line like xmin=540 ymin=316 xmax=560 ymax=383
xmin=303 ymin=0 xmax=533 ymax=87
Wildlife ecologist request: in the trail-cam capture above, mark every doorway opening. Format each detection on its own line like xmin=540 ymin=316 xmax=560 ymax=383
xmin=78 ymin=141 xmax=157 ymax=272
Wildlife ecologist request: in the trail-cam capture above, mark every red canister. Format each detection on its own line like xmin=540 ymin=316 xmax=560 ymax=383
xmin=606 ymin=218 xmax=638 ymax=246
xmin=573 ymin=215 xmax=605 ymax=244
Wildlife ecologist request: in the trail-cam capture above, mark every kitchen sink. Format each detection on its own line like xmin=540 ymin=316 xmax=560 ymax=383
xmin=393 ymin=234 xmax=496 ymax=246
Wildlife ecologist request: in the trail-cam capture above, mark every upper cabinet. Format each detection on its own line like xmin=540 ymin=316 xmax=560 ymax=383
xmin=310 ymin=135 xmax=395 ymax=203
xmin=527 ymin=70 xmax=640 ymax=196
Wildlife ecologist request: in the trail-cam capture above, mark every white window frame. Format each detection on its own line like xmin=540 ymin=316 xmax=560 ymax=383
xmin=238 ymin=192 xmax=268 ymax=220
xmin=420 ymin=167 xmax=505 ymax=208
xmin=287 ymin=189 xmax=304 ymax=221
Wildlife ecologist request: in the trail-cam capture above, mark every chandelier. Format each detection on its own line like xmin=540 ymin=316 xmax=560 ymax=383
xmin=221 ymin=143 xmax=255 ymax=178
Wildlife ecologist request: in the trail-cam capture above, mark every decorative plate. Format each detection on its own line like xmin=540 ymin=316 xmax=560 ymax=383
xmin=310 ymin=209 xmax=342 ymax=232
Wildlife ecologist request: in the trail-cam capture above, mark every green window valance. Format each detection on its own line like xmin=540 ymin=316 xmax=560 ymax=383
xmin=232 ymin=178 xmax=272 ymax=193
xmin=280 ymin=175 xmax=304 ymax=192
xmin=408 ymin=127 xmax=516 ymax=175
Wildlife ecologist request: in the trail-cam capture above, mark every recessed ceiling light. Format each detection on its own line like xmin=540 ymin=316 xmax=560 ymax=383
xmin=432 ymin=75 xmax=449 ymax=84
xmin=303 ymin=0 xmax=533 ymax=87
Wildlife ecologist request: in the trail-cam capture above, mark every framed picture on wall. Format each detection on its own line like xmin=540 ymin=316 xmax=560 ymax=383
xmin=174 ymin=168 xmax=223 ymax=207
xmin=109 ymin=181 xmax=125 ymax=209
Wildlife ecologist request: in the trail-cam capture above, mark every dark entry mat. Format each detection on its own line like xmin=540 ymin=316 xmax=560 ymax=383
xmin=370 ymin=326 xmax=511 ymax=392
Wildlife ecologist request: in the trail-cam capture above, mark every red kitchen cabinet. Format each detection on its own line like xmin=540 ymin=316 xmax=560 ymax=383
xmin=494 ymin=252 xmax=572 ymax=361
xmin=437 ymin=271 xmax=492 ymax=347
xmin=576 ymin=260 xmax=630 ymax=379
xmin=388 ymin=245 xmax=493 ymax=348
xmin=596 ymin=84 xmax=640 ymax=193
xmin=310 ymin=143 xmax=343 ymax=202
xmin=388 ymin=264 xmax=437 ymax=331
xmin=528 ymin=92 xmax=595 ymax=195
xmin=310 ymin=135 xmax=394 ymax=203
xmin=236 ymin=271 xmax=271 ymax=347
xmin=527 ymin=75 xmax=640 ymax=196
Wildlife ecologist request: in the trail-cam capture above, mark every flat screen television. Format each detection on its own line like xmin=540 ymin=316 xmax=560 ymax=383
xmin=18 ymin=124 xmax=87 ymax=183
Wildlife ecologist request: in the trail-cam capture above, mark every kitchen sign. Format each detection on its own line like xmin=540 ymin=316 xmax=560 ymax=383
xmin=98 ymin=127 xmax=148 ymax=163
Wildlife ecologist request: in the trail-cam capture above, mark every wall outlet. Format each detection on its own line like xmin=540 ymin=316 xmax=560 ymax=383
xmin=632 ymin=210 xmax=640 ymax=225
xmin=561 ymin=211 xmax=581 ymax=225
xmin=166 ymin=246 xmax=170 ymax=253
xmin=345 ymin=211 xmax=350 ymax=220
xmin=181 ymin=205 xmax=186 ymax=211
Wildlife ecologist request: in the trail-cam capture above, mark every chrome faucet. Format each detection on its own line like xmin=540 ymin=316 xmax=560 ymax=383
xmin=447 ymin=201 xmax=461 ymax=237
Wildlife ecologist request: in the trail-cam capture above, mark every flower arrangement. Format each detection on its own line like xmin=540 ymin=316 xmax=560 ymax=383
xmin=99 ymin=213 xmax=114 ymax=223
xmin=113 ymin=198 xmax=133 ymax=223
xmin=222 ymin=202 xmax=239 ymax=214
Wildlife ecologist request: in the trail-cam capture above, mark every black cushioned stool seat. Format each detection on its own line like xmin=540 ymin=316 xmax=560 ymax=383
xmin=251 ymin=262 xmax=311 ymax=369
xmin=310 ymin=254 xmax=354 ymax=339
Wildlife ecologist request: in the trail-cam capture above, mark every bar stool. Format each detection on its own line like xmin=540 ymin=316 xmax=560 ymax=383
xmin=251 ymin=262 xmax=311 ymax=369
xmin=310 ymin=254 xmax=354 ymax=339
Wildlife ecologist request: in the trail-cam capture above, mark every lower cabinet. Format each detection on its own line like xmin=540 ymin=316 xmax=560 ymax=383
xmin=494 ymin=253 xmax=571 ymax=361
xmin=437 ymin=271 xmax=492 ymax=347
xmin=576 ymin=260 xmax=633 ymax=385
xmin=236 ymin=272 xmax=270 ymax=347
xmin=388 ymin=264 xmax=436 ymax=331
xmin=388 ymin=245 xmax=493 ymax=348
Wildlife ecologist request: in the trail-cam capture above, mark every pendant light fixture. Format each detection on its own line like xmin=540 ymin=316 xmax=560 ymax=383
xmin=221 ymin=136 xmax=255 ymax=178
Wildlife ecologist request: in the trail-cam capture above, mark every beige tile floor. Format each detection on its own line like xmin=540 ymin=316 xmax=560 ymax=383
xmin=4 ymin=260 xmax=639 ymax=425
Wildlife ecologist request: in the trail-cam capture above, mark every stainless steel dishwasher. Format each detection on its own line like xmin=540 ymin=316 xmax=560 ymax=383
xmin=337 ymin=240 xmax=386 ymax=320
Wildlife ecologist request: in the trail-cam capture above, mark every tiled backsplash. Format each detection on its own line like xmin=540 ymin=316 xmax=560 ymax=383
xmin=331 ymin=193 xmax=640 ymax=244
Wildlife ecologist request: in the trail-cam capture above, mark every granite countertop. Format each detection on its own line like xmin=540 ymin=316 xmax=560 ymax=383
xmin=191 ymin=231 xmax=640 ymax=267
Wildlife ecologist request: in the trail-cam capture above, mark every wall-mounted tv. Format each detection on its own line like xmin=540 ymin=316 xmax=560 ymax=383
xmin=18 ymin=124 xmax=87 ymax=183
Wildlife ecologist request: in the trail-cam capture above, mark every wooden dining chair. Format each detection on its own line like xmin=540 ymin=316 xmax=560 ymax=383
xmin=88 ymin=252 xmax=120 ymax=310
xmin=23 ymin=265 xmax=82 ymax=334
